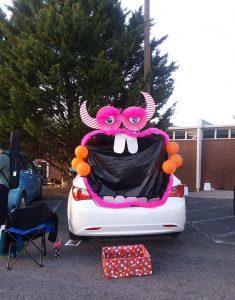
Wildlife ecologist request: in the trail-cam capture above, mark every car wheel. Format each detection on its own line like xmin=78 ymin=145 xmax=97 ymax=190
xmin=19 ymin=193 xmax=26 ymax=209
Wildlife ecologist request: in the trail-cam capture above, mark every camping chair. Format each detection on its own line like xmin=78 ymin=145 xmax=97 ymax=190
xmin=6 ymin=221 xmax=54 ymax=270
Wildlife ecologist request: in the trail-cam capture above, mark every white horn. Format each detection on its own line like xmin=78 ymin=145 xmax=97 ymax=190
xmin=140 ymin=91 xmax=156 ymax=120
xmin=80 ymin=101 xmax=99 ymax=129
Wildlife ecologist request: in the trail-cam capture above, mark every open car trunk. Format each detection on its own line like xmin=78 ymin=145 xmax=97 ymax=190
xmin=85 ymin=132 xmax=170 ymax=205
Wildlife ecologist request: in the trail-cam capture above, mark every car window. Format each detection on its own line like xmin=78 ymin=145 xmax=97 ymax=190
xmin=20 ymin=154 xmax=27 ymax=170
xmin=20 ymin=154 xmax=36 ymax=171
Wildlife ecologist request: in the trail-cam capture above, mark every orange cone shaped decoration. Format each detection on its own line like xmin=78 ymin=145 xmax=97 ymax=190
xmin=169 ymin=154 xmax=183 ymax=167
xmin=76 ymin=162 xmax=91 ymax=177
xmin=71 ymin=157 xmax=84 ymax=169
xmin=162 ymin=160 xmax=176 ymax=174
xmin=75 ymin=145 xmax=88 ymax=159
xmin=166 ymin=142 xmax=179 ymax=155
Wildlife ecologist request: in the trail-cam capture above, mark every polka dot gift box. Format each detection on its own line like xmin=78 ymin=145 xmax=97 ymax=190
xmin=102 ymin=244 xmax=152 ymax=279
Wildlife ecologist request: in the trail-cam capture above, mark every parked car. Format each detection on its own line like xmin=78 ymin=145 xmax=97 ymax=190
xmin=68 ymin=174 xmax=186 ymax=239
xmin=8 ymin=152 xmax=43 ymax=211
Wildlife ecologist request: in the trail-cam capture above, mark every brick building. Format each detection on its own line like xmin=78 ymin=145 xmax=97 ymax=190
xmin=168 ymin=120 xmax=235 ymax=191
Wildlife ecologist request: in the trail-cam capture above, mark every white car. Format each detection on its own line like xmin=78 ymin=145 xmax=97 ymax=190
xmin=68 ymin=92 xmax=186 ymax=238
xmin=68 ymin=174 xmax=186 ymax=238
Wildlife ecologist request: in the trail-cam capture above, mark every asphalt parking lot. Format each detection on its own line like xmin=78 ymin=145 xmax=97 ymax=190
xmin=1 ymin=191 xmax=235 ymax=300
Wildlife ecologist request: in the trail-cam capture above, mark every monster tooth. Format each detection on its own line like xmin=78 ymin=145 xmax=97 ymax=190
xmin=114 ymin=133 xmax=126 ymax=154
xmin=103 ymin=196 xmax=115 ymax=202
xmin=114 ymin=196 xmax=126 ymax=203
xmin=137 ymin=197 xmax=148 ymax=202
xmin=126 ymin=135 xmax=138 ymax=154
xmin=126 ymin=197 xmax=137 ymax=202
xmin=114 ymin=133 xmax=138 ymax=154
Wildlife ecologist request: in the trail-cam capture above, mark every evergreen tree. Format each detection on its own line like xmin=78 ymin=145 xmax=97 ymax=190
xmin=0 ymin=0 xmax=178 ymax=179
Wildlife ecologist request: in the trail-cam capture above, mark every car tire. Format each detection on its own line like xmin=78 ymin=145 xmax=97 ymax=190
xmin=19 ymin=193 xmax=26 ymax=209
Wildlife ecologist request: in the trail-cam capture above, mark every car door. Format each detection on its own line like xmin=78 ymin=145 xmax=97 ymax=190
xmin=19 ymin=153 xmax=32 ymax=203
xmin=24 ymin=155 xmax=40 ymax=200
xmin=20 ymin=154 xmax=37 ymax=202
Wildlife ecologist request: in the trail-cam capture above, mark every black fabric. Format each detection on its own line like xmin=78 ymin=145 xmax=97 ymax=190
xmin=0 ymin=184 xmax=9 ymax=225
xmin=2 ymin=151 xmax=20 ymax=189
xmin=9 ymin=130 xmax=20 ymax=189
xmin=5 ymin=202 xmax=58 ymax=242
xmin=86 ymin=134 xmax=169 ymax=199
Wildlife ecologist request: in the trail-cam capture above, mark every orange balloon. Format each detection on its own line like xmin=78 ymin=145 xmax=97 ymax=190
xmin=162 ymin=160 xmax=176 ymax=174
xmin=166 ymin=142 xmax=179 ymax=155
xmin=75 ymin=145 xmax=88 ymax=159
xmin=71 ymin=157 xmax=83 ymax=169
xmin=169 ymin=154 xmax=183 ymax=167
xmin=76 ymin=162 xmax=91 ymax=177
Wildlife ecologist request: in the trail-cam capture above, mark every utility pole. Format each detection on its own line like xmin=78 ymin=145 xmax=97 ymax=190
xmin=144 ymin=0 xmax=150 ymax=93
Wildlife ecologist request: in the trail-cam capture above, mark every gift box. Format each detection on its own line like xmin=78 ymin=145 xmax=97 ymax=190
xmin=102 ymin=244 xmax=152 ymax=279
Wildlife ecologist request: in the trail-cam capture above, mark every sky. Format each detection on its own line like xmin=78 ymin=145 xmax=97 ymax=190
xmin=1 ymin=0 xmax=235 ymax=126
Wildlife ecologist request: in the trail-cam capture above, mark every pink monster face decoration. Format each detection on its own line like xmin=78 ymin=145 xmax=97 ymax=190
xmin=96 ymin=106 xmax=121 ymax=130
xmin=79 ymin=92 xmax=173 ymax=209
xmin=121 ymin=107 xmax=147 ymax=131
xmin=95 ymin=106 xmax=147 ymax=131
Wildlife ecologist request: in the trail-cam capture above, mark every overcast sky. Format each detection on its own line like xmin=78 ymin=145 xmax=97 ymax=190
xmin=1 ymin=0 xmax=235 ymax=126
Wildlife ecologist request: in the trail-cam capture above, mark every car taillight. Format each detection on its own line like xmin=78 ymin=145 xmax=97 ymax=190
xmin=72 ymin=186 xmax=90 ymax=201
xmin=170 ymin=184 xmax=184 ymax=197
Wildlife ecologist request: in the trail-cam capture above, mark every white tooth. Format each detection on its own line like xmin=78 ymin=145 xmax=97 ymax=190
xmin=114 ymin=133 xmax=127 ymax=154
xmin=137 ymin=197 xmax=148 ymax=203
xmin=126 ymin=135 xmax=138 ymax=154
xmin=103 ymin=196 xmax=115 ymax=202
xmin=126 ymin=197 xmax=137 ymax=202
xmin=114 ymin=196 xmax=125 ymax=203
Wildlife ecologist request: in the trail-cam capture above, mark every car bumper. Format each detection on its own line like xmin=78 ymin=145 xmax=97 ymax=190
xmin=68 ymin=191 xmax=186 ymax=237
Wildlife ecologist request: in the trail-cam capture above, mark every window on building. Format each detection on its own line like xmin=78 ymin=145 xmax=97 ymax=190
xmin=216 ymin=129 xmax=229 ymax=138
xmin=175 ymin=130 xmax=185 ymax=139
xmin=167 ymin=131 xmax=173 ymax=139
xmin=187 ymin=129 xmax=197 ymax=139
xmin=203 ymin=129 xmax=215 ymax=139
xmin=231 ymin=129 xmax=235 ymax=138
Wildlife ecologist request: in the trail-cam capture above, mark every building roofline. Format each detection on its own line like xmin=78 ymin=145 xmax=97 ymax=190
xmin=169 ymin=124 xmax=235 ymax=130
